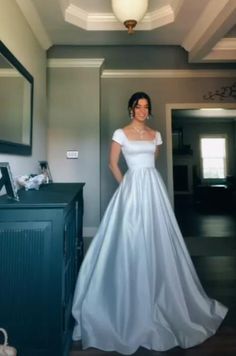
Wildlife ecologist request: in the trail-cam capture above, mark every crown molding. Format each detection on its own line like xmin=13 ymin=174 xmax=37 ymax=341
xmin=101 ymin=69 xmax=236 ymax=79
xmin=65 ymin=5 xmax=123 ymax=31
xmin=204 ymin=38 xmax=236 ymax=62
xmin=182 ymin=0 xmax=230 ymax=52
xmin=171 ymin=0 xmax=184 ymax=15
xmin=182 ymin=0 xmax=236 ymax=63
xmin=64 ymin=1 xmax=179 ymax=31
xmin=140 ymin=5 xmax=174 ymax=30
xmin=48 ymin=58 xmax=105 ymax=68
xmin=213 ymin=38 xmax=236 ymax=50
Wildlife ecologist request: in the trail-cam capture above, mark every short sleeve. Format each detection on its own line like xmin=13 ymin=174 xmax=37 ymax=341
xmin=112 ymin=129 xmax=124 ymax=145
xmin=155 ymin=131 xmax=163 ymax=146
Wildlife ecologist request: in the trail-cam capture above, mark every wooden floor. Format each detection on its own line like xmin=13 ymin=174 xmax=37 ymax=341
xmin=70 ymin=196 xmax=236 ymax=356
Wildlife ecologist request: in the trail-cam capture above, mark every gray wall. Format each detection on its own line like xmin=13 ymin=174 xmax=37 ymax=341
xmin=47 ymin=44 xmax=236 ymax=233
xmin=0 ymin=0 xmax=47 ymax=178
xmin=48 ymin=45 xmax=236 ymax=70
xmin=47 ymin=65 xmax=101 ymax=234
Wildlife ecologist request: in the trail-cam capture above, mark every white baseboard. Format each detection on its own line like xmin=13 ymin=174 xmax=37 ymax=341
xmin=83 ymin=227 xmax=98 ymax=238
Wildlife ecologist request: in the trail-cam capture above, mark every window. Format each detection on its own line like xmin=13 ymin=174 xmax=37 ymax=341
xmin=200 ymin=136 xmax=226 ymax=179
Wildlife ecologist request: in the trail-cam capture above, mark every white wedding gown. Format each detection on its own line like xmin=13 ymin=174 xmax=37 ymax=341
xmin=72 ymin=128 xmax=227 ymax=354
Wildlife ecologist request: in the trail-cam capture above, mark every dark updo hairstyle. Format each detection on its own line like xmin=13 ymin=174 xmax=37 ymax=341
xmin=128 ymin=92 xmax=152 ymax=117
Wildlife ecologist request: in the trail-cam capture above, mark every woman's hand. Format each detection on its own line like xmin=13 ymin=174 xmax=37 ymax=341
xmin=109 ymin=141 xmax=123 ymax=183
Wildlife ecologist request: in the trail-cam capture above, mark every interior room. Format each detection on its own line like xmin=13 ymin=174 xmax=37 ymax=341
xmin=172 ymin=108 xmax=236 ymax=207
xmin=0 ymin=1 xmax=236 ymax=355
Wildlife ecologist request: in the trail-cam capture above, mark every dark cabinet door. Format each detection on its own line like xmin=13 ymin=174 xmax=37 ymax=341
xmin=0 ymin=183 xmax=84 ymax=356
xmin=0 ymin=209 xmax=63 ymax=355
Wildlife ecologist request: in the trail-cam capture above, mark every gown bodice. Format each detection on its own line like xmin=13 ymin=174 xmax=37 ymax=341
xmin=112 ymin=128 xmax=162 ymax=170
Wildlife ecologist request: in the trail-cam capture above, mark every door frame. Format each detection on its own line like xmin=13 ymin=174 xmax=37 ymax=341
xmin=165 ymin=102 xmax=236 ymax=206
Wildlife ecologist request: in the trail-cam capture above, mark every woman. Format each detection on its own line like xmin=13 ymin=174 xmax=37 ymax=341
xmin=72 ymin=92 xmax=227 ymax=354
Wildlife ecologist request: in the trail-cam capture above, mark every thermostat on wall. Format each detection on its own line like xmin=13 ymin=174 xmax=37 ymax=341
xmin=66 ymin=150 xmax=78 ymax=159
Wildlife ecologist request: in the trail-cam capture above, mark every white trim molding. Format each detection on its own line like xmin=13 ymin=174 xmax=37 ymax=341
xmin=83 ymin=227 xmax=98 ymax=238
xmin=204 ymin=38 xmax=236 ymax=62
xmin=64 ymin=1 xmax=181 ymax=31
xmin=182 ymin=0 xmax=236 ymax=63
xmin=102 ymin=69 xmax=236 ymax=79
xmin=47 ymin=58 xmax=105 ymax=68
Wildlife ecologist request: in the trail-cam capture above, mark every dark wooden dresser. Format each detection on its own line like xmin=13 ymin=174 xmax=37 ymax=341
xmin=0 ymin=183 xmax=85 ymax=356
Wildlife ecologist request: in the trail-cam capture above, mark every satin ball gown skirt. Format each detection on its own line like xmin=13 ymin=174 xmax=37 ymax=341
xmin=72 ymin=167 xmax=228 ymax=354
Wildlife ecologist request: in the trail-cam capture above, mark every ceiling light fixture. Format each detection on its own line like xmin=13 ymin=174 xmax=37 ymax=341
xmin=112 ymin=0 xmax=148 ymax=34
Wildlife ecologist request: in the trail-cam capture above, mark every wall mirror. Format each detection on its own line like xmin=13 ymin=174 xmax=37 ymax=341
xmin=0 ymin=41 xmax=33 ymax=155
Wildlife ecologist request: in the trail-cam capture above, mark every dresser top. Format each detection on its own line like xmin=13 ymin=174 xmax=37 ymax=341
xmin=0 ymin=182 xmax=85 ymax=208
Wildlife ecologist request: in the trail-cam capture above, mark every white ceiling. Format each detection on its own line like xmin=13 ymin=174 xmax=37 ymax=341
xmin=16 ymin=0 xmax=236 ymax=63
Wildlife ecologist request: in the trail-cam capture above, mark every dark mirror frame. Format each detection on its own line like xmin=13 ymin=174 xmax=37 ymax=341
xmin=0 ymin=41 xmax=34 ymax=155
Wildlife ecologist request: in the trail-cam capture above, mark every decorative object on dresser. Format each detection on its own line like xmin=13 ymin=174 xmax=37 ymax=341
xmin=0 ymin=328 xmax=17 ymax=356
xmin=39 ymin=161 xmax=53 ymax=183
xmin=16 ymin=173 xmax=47 ymax=191
xmin=0 ymin=183 xmax=85 ymax=356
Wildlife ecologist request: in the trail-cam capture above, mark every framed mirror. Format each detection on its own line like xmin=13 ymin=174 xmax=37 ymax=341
xmin=0 ymin=41 xmax=33 ymax=155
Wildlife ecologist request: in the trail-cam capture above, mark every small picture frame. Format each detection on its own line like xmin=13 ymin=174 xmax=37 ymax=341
xmin=39 ymin=161 xmax=53 ymax=183
xmin=0 ymin=162 xmax=19 ymax=201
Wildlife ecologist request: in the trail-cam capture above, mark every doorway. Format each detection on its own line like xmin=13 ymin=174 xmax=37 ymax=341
xmin=171 ymin=107 xmax=236 ymax=239
xmin=165 ymin=103 xmax=236 ymax=205
xmin=163 ymin=103 xmax=236 ymax=332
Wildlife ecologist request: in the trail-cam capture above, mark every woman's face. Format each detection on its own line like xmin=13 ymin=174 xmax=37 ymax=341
xmin=133 ymin=98 xmax=149 ymax=122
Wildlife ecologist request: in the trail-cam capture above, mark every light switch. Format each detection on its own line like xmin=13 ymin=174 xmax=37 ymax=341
xmin=66 ymin=150 xmax=78 ymax=159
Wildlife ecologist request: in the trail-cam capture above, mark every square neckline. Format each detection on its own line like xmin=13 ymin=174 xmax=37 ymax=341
xmin=121 ymin=128 xmax=156 ymax=143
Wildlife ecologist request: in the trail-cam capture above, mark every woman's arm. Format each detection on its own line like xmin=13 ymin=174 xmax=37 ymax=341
xmin=109 ymin=141 xmax=123 ymax=183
